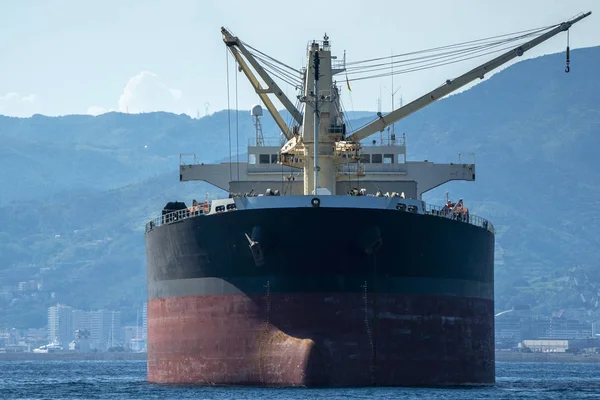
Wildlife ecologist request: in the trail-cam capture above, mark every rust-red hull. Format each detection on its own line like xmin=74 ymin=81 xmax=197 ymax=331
xmin=147 ymin=292 xmax=494 ymax=386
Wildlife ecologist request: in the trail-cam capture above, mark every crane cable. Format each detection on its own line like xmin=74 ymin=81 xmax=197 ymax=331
xmin=236 ymin=23 xmax=561 ymax=92
xmin=229 ymin=22 xmax=568 ymax=134
xmin=565 ymin=29 xmax=571 ymax=73
xmin=345 ymin=24 xmax=558 ymax=67
xmin=225 ymin=47 xmax=232 ymax=182
xmin=345 ymin=25 xmax=558 ymax=82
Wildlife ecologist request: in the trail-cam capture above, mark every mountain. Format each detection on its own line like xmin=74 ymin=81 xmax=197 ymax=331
xmin=0 ymin=110 xmax=275 ymax=204
xmin=0 ymin=46 xmax=599 ymax=328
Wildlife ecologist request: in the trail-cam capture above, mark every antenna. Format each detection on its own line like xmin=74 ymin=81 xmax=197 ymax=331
xmin=251 ymin=105 xmax=264 ymax=146
xmin=204 ymin=102 xmax=210 ymax=116
xmin=388 ymin=50 xmax=401 ymax=144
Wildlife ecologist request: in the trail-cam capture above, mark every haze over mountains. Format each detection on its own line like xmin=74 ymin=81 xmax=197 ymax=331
xmin=0 ymin=47 xmax=599 ymax=328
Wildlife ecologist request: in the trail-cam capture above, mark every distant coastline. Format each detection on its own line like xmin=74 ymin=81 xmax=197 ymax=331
xmin=495 ymin=351 xmax=600 ymax=363
xmin=0 ymin=352 xmax=147 ymax=361
xmin=2 ymin=351 xmax=599 ymax=363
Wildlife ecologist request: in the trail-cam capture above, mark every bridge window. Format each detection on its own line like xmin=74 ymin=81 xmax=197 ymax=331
xmin=360 ymin=154 xmax=370 ymax=163
xmin=372 ymin=154 xmax=382 ymax=164
xmin=383 ymin=154 xmax=394 ymax=164
xmin=397 ymin=154 xmax=405 ymax=164
xmin=271 ymin=154 xmax=278 ymax=163
xmin=259 ymin=154 xmax=270 ymax=164
xmin=249 ymin=154 xmax=256 ymax=164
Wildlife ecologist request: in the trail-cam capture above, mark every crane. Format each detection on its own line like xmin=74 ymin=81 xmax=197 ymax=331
xmin=346 ymin=12 xmax=591 ymax=143
xmin=219 ymin=12 xmax=591 ymax=195
xmin=221 ymin=28 xmax=303 ymax=140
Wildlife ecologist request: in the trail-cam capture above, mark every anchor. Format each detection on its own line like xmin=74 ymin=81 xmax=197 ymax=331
xmin=245 ymin=227 xmax=265 ymax=266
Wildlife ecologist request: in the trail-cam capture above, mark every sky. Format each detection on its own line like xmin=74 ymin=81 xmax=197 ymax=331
xmin=0 ymin=0 xmax=598 ymax=118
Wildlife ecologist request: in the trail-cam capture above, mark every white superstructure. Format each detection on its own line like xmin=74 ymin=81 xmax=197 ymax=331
xmin=180 ymin=13 xmax=590 ymax=200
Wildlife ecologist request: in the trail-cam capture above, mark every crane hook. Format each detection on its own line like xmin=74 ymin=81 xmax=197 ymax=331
xmin=565 ymin=31 xmax=570 ymax=73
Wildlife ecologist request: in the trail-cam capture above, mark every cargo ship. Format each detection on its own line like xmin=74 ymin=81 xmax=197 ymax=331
xmin=144 ymin=12 xmax=590 ymax=387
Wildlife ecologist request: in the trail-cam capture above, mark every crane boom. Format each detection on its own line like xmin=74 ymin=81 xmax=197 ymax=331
xmin=346 ymin=11 xmax=591 ymax=143
xmin=222 ymin=28 xmax=303 ymax=141
xmin=224 ymin=45 xmax=293 ymax=139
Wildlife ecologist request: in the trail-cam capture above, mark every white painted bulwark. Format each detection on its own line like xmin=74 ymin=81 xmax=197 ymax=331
xmin=233 ymin=195 xmax=425 ymax=213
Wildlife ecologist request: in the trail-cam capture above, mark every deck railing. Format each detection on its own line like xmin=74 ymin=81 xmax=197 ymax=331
xmin=146 ymin=201 xmax=494 ymax=234
xmin=145 ymin=208 xmax=204 ymax=233
xmin=425 ymin=204 xmax=494 ymax=233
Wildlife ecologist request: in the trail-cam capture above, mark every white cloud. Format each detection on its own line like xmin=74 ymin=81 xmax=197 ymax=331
xmin=21 ymin=94 xmax=37 ymax=103
xmin=117 ymin=71 xmax=186 ymax=114
xmin=86 ymin=71 xmax=191 ymax=116
xmin=0 ymin=92 xmax=39 ymax=117
xmin=169 ymin=88 xmax=182 ymax=100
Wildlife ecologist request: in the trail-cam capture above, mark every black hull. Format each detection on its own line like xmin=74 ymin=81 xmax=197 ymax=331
xmin=145 ymin=206 xmax=495 ymax=386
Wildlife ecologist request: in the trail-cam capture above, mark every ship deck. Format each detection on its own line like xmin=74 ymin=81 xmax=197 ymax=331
xmin=144 ymin=195 xmax=494 ymax=234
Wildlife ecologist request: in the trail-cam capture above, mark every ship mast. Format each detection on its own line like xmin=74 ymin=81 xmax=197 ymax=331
xmin=313 ymin=50 xmax=320 ymax=194
xmin=294 ymin=35 xmax=348 ymax=195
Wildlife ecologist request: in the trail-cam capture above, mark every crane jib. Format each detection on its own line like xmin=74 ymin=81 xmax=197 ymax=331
xmin=345 ymin=11 xmax=592 ymax=143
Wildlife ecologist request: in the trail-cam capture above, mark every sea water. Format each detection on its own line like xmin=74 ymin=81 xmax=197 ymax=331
xmin=1 ymin=360 xmax=599 ymax=399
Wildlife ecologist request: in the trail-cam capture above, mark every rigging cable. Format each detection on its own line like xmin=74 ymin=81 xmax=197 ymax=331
xmin=345 ymin=24 xmax=557 ymax=66
xmin=249 ymin=52 xmax=303 ymax=84
xmin=345 ymin=38 xmax=520 ymax=75
xmin=565 ymin=29 xmax=570 ymax=73
xmin=347 ymin=31 xmax=552 ymax=81
xmin=344 ymin=25 xmax=557 ymax=82
xmin=344 ymin=41 xmax=502 ymax=73
xmin=236 ymin=59 xmax=240 ymax=182
xmin=243 ymin=42 xmax=302 ymax=74
xmin=347 ymin=35 xmax=549 ymax=83
xmin=236 ymin=24 xmax=559 ymax=105
xmin=339 ymin=96 xmax=354 ymax=134
xmin=345 ymin=82 xmax=358 ymax=133
xmin=226 ymin=47 xmax=232 ymax=182
xmin=249 ymin=54 xmax=303 ymax=87
xmin=242 ymin=44 xmax=303 ymax=88
xmin=349 ymin=43 xmax=515 ymax=81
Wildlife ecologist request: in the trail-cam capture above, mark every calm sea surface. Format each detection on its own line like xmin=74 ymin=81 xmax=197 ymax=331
xmin=1 ymin=360 xmax=599 ymax=399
